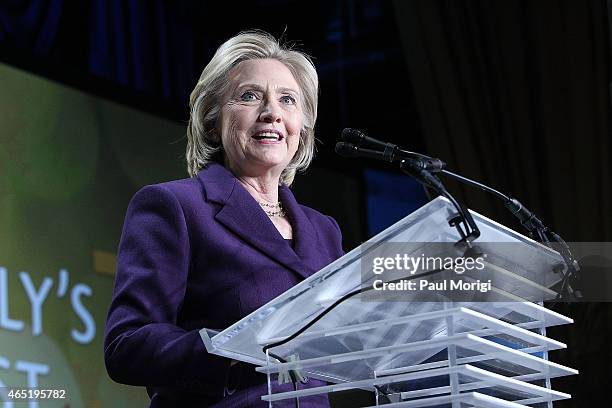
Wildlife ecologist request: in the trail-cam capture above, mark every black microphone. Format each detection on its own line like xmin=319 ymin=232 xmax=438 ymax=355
xmin=335 ymin=142 xmax=389 ymax=161
xmin=337 ymin=135 xmax=479 ymax=242
xmin=341 ymin=128 xmax=398 ymax=150
xmin=335 ymin=141 xmax=446 ymax=172
xmin=340 ymin=128 xmax=446 ymax=170
xmin=341 ymin=128 xmax=399 ymax=162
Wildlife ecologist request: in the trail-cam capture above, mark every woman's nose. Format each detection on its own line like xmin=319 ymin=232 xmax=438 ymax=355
xmin=259 ymin=100 xmax=282 ymax=123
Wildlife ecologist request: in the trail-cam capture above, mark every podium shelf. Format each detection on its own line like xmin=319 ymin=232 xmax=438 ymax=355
xmin=365 ymin=392 xmax=530 ymax=407
xmin=256 ymin=333 xmax=576 ymax=383
xmin=261 ymin=364 xmax=569 ymax=404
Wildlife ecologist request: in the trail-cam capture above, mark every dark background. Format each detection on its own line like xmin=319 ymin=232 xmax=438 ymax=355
xmin=1 ymin=0 xmax=610 ymax=406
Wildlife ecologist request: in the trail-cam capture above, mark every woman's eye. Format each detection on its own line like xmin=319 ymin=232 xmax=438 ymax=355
xmin=240 ymin=91 xmax=258 ymax=101
xmin=280 ymin=95 xmax=296 ymax=105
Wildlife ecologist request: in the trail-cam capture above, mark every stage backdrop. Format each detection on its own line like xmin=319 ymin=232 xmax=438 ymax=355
xmin=0 ymin=62 xmax=190 ymax=406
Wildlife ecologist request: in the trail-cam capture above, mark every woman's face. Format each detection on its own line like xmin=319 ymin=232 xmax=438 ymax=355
xmin=219 ymin=58 xmax=303 ymax=179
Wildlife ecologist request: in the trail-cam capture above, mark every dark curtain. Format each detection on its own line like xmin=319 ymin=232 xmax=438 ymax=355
xmin=0 ymin=0 xmax=203 ymax=108
xmin=394 ymin=1 xmax=611 ymax=406
xmin=0 ymin=0 xmax=65 ymax=54
xmin=88 ymin=0 xmax=199 ymax=102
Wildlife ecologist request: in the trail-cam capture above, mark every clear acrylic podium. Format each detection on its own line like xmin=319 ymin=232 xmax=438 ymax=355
xmin=200 ymin=197 xmax=577 ymax=407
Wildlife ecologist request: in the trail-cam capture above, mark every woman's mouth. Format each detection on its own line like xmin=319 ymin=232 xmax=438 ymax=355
xmin=252 ymin=131 xmax=284 ymax=143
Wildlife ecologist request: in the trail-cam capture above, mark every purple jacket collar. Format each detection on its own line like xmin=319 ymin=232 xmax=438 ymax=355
xmin=197 ymin=163 xmax=318 ymax=279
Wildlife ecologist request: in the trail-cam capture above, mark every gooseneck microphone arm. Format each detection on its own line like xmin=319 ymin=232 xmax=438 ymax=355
xmin=336 ymin=128 xmax=581 ymax=299
xmin=399 ymin=159 xmax=480 ymax=243
xmin=440 ymin=168 xmax=580 ymax=299
xmin=336 ymin=135 xmax=481 ymax=243
xmin=439 ymin=169 xmax=509 ymax=202
xmin=433 ymin=168 xmax=579 ymax=299
xmin=438 ymin=170 xmax=548 ymax=238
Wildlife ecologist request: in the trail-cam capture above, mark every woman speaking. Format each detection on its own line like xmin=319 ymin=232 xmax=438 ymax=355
xmin=104 ymin=31 xmax=344 ymax=407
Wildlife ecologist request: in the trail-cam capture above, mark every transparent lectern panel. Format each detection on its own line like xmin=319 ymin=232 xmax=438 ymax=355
xmin=374 ymin=392 xmax=531 ymax=408
xmin=200 ymin=197 xmax=567 ymax=383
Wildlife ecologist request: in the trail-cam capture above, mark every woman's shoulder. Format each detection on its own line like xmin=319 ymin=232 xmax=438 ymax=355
xmin=297 ymin=204 xmax=341 ymax=234
xmin=155 ymin=176 xmax=201 ymax=195
xmin=297 ymin=203 xmax=344 ymax=257
xmin=129 ymin=176 xmax=204 ymax=211
xmin=279 ymin=185 xmax=341 ymax=234
xmin=298 ymin=203 xmax=331 ymax=220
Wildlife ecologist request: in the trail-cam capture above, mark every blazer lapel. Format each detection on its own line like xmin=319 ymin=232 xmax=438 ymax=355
xmin=279 ymin=186 xmax=320 ymax=276
xmin=198 ymin=164 xmax=311 ymax=279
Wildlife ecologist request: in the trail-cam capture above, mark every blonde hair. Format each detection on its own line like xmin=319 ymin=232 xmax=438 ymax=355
xmin=186 ymin=30 xmax=318 ymax=186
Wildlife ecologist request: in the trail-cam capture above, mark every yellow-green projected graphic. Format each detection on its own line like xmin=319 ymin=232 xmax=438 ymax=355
xmin=0 ymin=63 xmax=187 ymax=407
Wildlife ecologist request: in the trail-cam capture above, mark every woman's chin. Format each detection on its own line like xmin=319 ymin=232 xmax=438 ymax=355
xmin=245 ymin=154 xmax=291 ymax=170
xmin=233 ymin=158 xmax=287 ymax=176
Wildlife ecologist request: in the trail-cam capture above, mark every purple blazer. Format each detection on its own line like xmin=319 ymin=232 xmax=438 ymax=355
xmin=104 ymin=163 xmax=344 ymax=407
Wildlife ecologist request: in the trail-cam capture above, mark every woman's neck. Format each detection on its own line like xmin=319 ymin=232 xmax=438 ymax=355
xmin=236 ymin=174 xmax=280 ymax=204
xmin=225 ymin=158 xmax=284 ymax=204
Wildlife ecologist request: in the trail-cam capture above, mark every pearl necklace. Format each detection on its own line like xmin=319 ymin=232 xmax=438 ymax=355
xmin=258 ymin=201 xmax=286 ymax=217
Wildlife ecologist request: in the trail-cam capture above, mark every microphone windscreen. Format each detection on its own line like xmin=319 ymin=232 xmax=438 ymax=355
xmin=341 ymin=128 xmax=364 ymax=144
xmin=335 ymin=142 xmax=356 ymax=157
